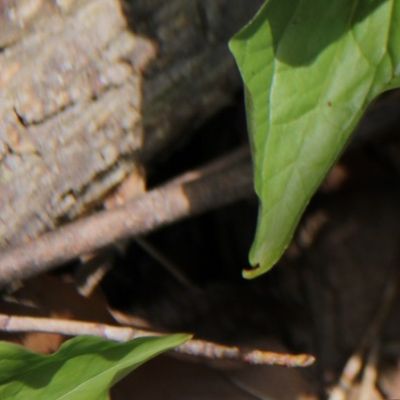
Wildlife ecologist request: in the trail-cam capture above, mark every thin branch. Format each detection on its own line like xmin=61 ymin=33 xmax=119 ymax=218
xmin=76 ymin=251 xmax=114 ymax=297
xmin=0 ymin=313 xmax=315 ymax=368
xmin=328 ymin=276 xmax=399 ymax=400
xmin=0 ymin=147 xmax=253 ymax=286
xmin=358 ymin=343 xmax=381 ymax=400
xmin=135 ymin=237 xmax=199 ymax=291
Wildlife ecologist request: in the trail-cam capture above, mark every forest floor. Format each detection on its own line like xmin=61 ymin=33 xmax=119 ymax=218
xmin=2 ymin=92 xmax=400 ymax=400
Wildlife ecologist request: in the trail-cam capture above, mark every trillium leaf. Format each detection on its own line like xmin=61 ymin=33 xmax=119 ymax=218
xmin=229 ymin=0 xmax=400 ymax=278
xmin=0 ymin=334 xmax=190 ymax=399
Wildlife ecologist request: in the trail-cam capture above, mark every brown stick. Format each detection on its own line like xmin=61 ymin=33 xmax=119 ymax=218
xmin=328 ymin=276 xmax=399 ymax=400
xmin=0 ymin=148 xmax=253 ymax=286
xmin=135 ymin=237 xmax=198 ymax=291
xmin=0 ymin=313 xmax=315 ymax=367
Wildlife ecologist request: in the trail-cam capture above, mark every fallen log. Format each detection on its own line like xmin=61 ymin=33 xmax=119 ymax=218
xmin=0 ymin=0 xmax=261 ymax=246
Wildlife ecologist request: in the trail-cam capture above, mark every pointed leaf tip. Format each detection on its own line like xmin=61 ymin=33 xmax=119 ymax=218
xmin=230 ymin=0 xmax=400 ymax=277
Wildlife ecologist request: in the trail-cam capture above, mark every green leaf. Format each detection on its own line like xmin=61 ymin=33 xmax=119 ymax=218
xmin=229 ymin=0 xmax=400 ymax=278
xmin=0 ymin=334 xmax=190 ymax=399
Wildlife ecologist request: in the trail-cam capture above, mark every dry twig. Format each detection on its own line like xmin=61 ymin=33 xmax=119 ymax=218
xmin=76 ymin=252 xmax=115 ymax=297
xmin=0 ymin=313 xmax=314 ymax=367
xmin=135 ymin=237 xmax=198 ymax=291
xmin=0 ymin=147 xmax=252 ymax=286
xmin=358 ymin=344 xmax=382 ymax=400
xmin=328 ymin=277 xmax=399 ymax=400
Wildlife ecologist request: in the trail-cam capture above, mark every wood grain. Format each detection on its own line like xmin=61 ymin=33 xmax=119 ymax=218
xmin=0 ymin=0 xmax=261 ymax=246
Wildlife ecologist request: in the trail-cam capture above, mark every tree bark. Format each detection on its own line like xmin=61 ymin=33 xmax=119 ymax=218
xmin=0 ymin=0 xmax=261 ymax=247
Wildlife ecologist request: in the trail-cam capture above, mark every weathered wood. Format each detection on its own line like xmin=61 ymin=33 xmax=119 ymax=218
xmin=0 ymin=0 xmax=261 ymax=246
